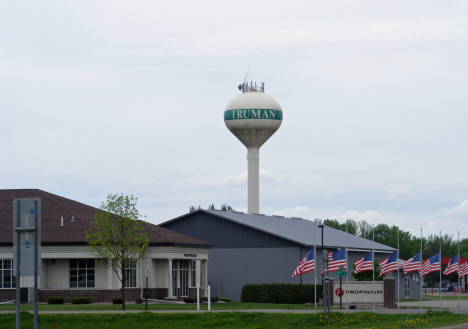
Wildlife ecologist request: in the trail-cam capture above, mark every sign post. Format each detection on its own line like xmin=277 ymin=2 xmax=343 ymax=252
xmin=334 ymin=267 xmax=347 ymax=310
xmin=13 ymin=198 xmax=41 ymax=329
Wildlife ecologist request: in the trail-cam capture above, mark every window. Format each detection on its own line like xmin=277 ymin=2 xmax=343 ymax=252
xmin=70 ymin=259 xmax=95 ymax=288
xmin=0 ymin=260 xmax=16 ymax=289
xmin=172 ymin=261 xmax=178 ymax=297
xmin=191 ymin=260 xmax=196 ymax=287
xmin=125 ymin=263 xmax=136 ymax=287
xmin=180 ymin=260 xmax=189 ymax=297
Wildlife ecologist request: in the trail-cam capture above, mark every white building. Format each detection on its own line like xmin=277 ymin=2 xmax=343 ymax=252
xmin=0 ymin=189 xmax=210 ymax=303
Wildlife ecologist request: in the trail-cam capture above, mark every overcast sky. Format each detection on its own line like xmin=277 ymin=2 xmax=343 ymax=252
xmin=1 ymin=1 xmax=467 ymax=239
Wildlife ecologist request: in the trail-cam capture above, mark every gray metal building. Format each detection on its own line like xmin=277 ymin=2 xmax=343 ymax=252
xmin=160 ymin=209 xmax=416 ymax=301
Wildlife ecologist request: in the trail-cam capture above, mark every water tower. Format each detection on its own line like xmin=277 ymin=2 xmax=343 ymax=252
xmin=224 ymin=78 xmax=283 ymax=214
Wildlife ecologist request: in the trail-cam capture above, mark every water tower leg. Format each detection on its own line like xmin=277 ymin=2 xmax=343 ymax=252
xmin=247 ymin=147 xmax=260 ymax=214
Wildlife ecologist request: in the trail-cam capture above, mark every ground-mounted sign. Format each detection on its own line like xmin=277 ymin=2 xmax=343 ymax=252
xmin=332 ymin=281 xmax=384 ymax=304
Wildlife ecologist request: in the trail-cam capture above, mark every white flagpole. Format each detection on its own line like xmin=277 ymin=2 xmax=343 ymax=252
xmin=346 ymin=220 xmax=349 ymax=310
xmin=314 ymin=219 xmax=317 ymax=310
xmin=459 ymin=231 xmax=461 ymax=309
xmin=440 ymin=230 xmax=442 ymax=311
xmin=420 ymin=228 xmax=422 ymax=310
xmin=372 ymin=224 xmax=375 ymax=310
xmin=397 ymin=227 xmax=400 ymax=309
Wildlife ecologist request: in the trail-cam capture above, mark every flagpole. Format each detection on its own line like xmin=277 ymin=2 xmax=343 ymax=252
xmin=458 ymin=231 xmax=461 ymax=310
xmin=420 ymin=228 xmax=422 ymax=310
xmin=314 ymin=219 xmax=317 ymax=310
xmin=346 ymin=220 xmax=349 ymax=310
xmin=439 ymin=230 xmax=442 ymax=311
xmin=372 ymin=224 xmax=375 ymax=310
xmin=397 ymin=227 xmax=400 ymax=310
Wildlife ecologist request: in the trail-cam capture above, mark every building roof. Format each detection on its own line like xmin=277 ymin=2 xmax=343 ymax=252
xmin=162 ymin=209 xmax=395 ymax=252
xmin=0 ymin=189 xmax=210 ymax=247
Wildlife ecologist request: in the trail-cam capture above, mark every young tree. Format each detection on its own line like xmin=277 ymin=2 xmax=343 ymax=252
xmin=86 ymin=194 xmax=149 ymax=310
xmin=357 ymin=220 xmax=373 ymax=239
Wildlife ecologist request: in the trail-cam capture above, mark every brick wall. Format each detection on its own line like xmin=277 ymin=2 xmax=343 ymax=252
xmin=328 ymin=278 xmax=335 ymax=306
xmin=0 ymin=289 xmax=15 ymax=303
xmin=384 ymin=278 xmax=396 ymax=309
xmin=39 ymin=288 xmax=143 ymax=303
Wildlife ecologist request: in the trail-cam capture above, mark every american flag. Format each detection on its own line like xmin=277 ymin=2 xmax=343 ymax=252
xmin=444 ymin=254 xmax=459 ymax=276
xmin=354 ymin=251 xmax=373 ymax=274
xmin=400 ymin=252 xmax=421 ymax=275
xmin=419 ymin=253 xmax=440 ymax=276
xmin=459 ymin=260 xmax=468 ymax=278
xmin=291 ymin=248 xmax=315 ymax=278
xmin=379 ymin=251 xmax=398 ymax=276
xmin=323 ymin=248 xmax=347 ymax=273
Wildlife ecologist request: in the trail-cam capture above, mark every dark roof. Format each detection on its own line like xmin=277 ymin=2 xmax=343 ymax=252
xmin=162 ymin=209 xmax=395 ymax=252
xmin=0 ymin=189 xmax=210 ymax=247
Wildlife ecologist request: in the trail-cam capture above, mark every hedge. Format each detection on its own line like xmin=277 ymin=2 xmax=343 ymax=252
xmin=47 ymin=297 xmax=64 ymax=304
xmin=71 ymin=297 xmax=92 ymax=304
xmin=202 ymin=296 xmax=219 ymax=303
xmin=241 ymin=283 xmax=322 ymax=304
xmin=219 ymin=298 xmax=232 ymax=302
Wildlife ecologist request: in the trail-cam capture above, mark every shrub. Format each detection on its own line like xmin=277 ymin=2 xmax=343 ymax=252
xmin=219 ymin=298 xmax=232 ymax=302
xmin=112 ymin=297 xmax=123 ymax=304
xmin=71 ymin=297 xmax=92 ymax=304
xmin=241 ymin=283 xmax=322 ymax=304
xmin=184 ymin=298 xmax=195 ymax=303
xmin=202 ymin=296 xmax=219 ymax=303
xmin=47 ymin=297 xmax=64 ymax=304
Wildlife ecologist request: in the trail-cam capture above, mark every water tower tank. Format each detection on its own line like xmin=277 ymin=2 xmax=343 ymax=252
xmin=224 ymin=80 xmax=282 ymax=214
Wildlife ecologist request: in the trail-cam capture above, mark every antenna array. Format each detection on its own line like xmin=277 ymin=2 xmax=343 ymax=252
xmin=238 ymin=76 xmax=264 ymax=93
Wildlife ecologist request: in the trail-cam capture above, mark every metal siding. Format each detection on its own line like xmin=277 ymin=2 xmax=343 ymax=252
xmin=208 ymin=247 xmax=302 ymax=301
xmin=162 ymin=212 xmax=298 ymax=249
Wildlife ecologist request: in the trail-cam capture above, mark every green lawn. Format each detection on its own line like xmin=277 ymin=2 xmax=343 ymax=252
xmin=424 ymin=295 xmax=468 ymax=300
xmin=1 ymin=310 xmax=467 ymax=329
xmin=0 ymin=302 xmax=315 ymax=312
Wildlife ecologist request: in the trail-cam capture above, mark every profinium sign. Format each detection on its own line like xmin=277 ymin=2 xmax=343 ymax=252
xmin=224 ymin=109 xmax=283 ymax=121
xmin=333 ymin=281 xmax=385 ymax=304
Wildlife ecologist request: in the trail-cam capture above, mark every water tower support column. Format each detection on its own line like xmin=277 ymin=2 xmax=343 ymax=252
xmin=247 ymin=147 xmax=260 ymax=214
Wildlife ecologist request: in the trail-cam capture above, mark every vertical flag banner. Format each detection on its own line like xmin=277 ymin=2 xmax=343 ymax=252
xmin=419 ymin=253 xmax=440 ymax=276
xmin=400 ymin=252 xmax=421 ymax=274
xmin=443 ymin=254 xmax=459 ymax=275
xmin=291 ymin=248 xmax=314 ymax=278
xmin=323 ymin=248 xmax=347 ymax=273
xmin=379 ymin=251 xmax=398 ymax=276
xmin=354 ymin=251 xmax=373 ymax=274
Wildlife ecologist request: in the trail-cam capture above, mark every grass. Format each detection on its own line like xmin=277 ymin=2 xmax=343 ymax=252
xmin=0 ymin=302 xmax=315 ymax=312
xmin=1 ymin=310 xmax=467 ymax=328
xmin=424 ymin=295 xmax=468 ymax=300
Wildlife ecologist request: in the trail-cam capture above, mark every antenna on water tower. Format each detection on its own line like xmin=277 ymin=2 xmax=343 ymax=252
xmin=224 ymin=77 xmax=283 ymax=214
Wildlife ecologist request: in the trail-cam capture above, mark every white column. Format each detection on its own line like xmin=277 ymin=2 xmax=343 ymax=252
xmin=202 ymin=260 xmax=208 ymax=297
xmin=195 ymin=260 xmax=201 ymax=288
xmin=107 ymin=260 xmax=113 ymax=289
xmin=167 ymin=259 xmax=173 ymax=298
xmin=247 ymin=147 xmax=260 ymax=214
xmin=176 ymin=260 xmax=180 ymax=294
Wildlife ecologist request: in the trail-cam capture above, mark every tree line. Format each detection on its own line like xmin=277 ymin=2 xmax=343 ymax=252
xmin=317 ymin=218 xmax=467 ymax=260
